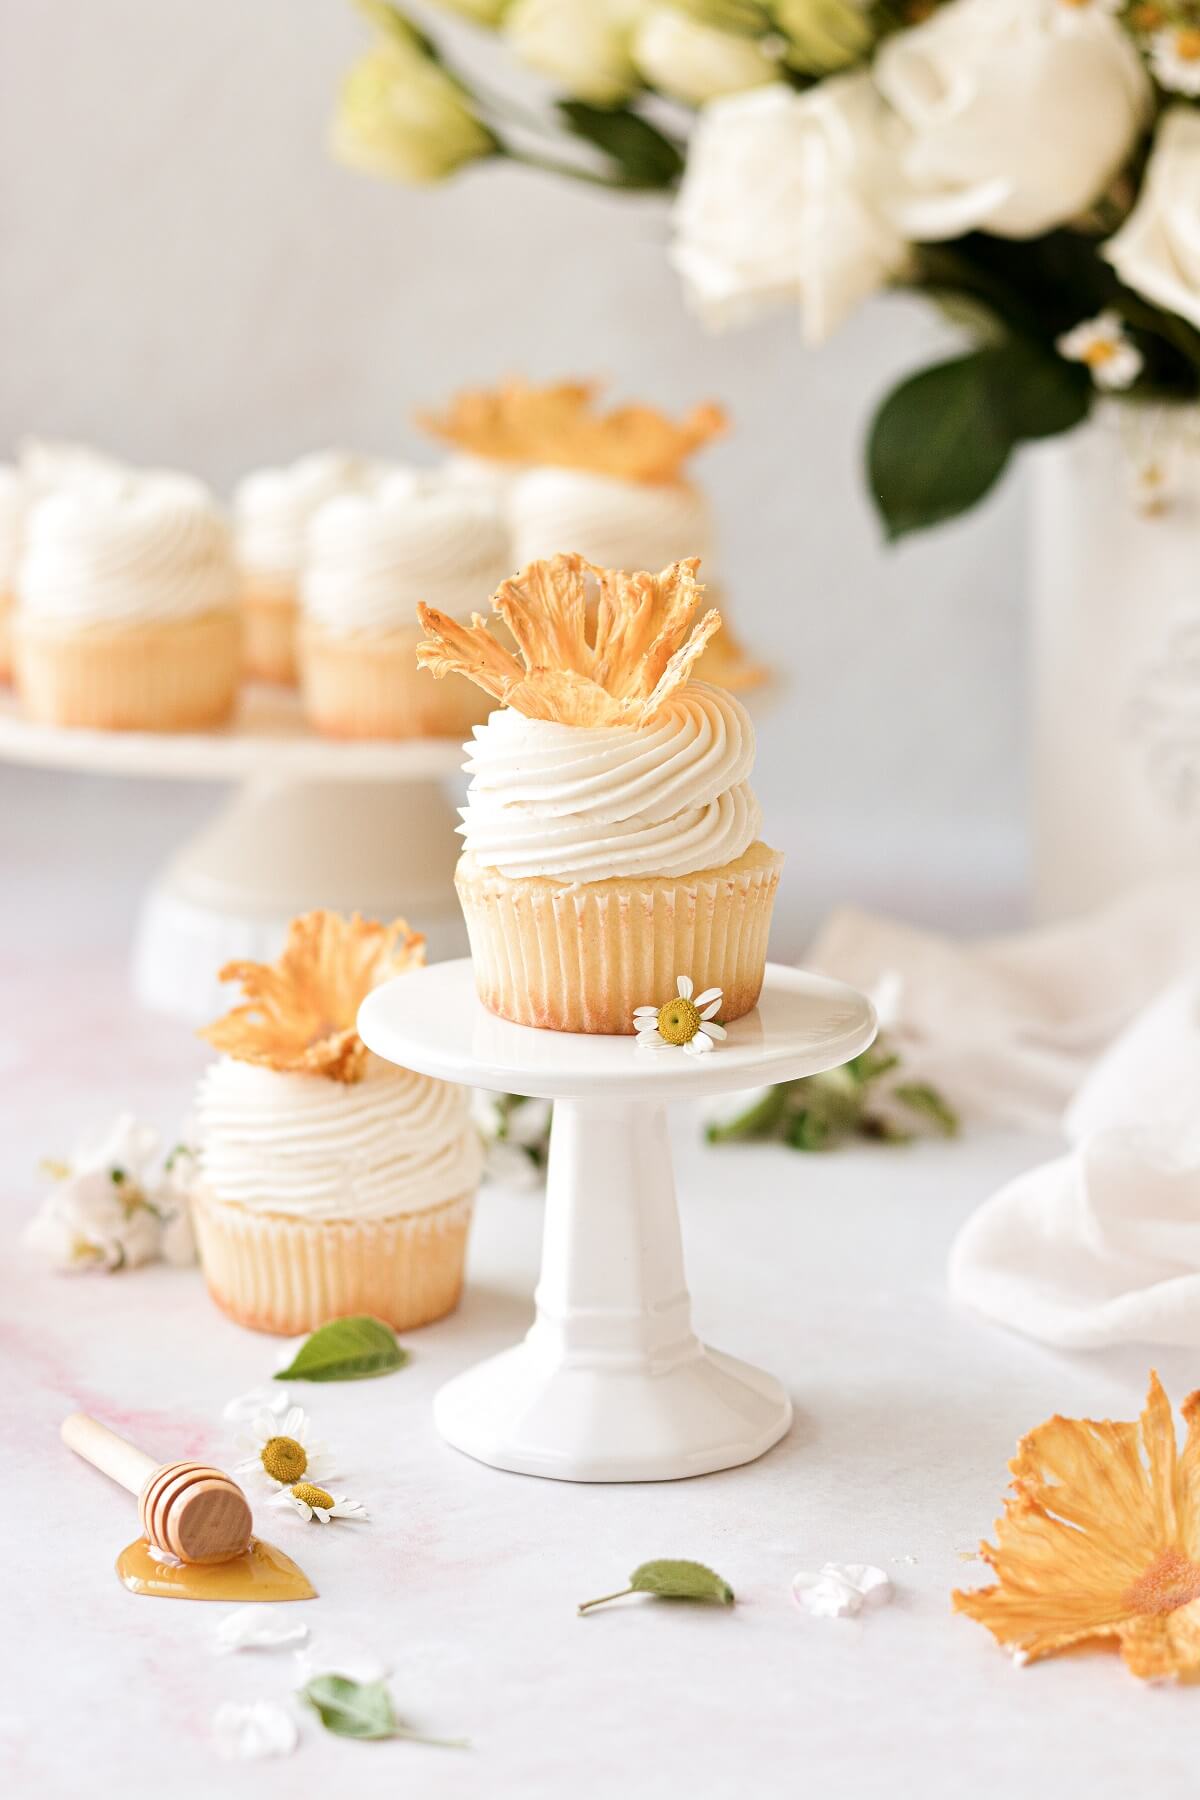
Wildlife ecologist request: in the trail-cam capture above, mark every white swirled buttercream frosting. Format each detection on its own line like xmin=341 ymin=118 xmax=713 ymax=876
xmin=509 ymin=468 xmax=714 ymax=574
xmin=303 ymin=472 xmax=513 ymax=636
xmin=196 ymin=1053 xmax=482 ymax=1221
xmin=458 ymin=682 xmax=761 ymax=881
xmin=18 ymin=471 xmax=236 ymax=627
xmin=234 ymin=450 xmax=387 ymax=580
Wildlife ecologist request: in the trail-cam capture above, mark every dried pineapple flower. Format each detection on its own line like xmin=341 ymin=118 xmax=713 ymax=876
xmin=199 ymin=910 xmax=424 ymax=1083
xmin=416 ymin=378 xmax=726 ymax=484
xmin=417 ymin=553 xmax=722 ymax=729
xmin=954 ymin=1372 xmax=1200 ymax=1681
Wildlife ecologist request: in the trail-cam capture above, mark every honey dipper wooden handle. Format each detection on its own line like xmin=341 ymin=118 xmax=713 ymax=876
xmin=61 ymin=1412 xmax=158 ymax=1496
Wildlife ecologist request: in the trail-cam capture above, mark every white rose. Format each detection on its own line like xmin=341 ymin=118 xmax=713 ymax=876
xmin=633 ymin=9 xmax=779 ymax=105
xmin=504 ymin=0 xmax=645 ymax=105
xmin=876 ymin=0 xmax=1150 ymax=241
xmin=331 ymin=36 xmax=495 ymax=184
xmin=670 ymin=77 xmax=910 ymax=344
xmin=1103 ymin=107 xmax=1200 ymax=333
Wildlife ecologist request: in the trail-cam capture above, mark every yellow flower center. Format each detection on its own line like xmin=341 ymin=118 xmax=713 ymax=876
xmin=261 ymin=1436 xmax=308 ymax=1484
xmin=1176 ymin=27 xmax=1200 ymax=60
xmin=1083 ymin=339 xmax=1117 ymax=367
xmin=1122 ymin=1548 xmax=1200 ymax=1617
xmin=657 ymin=996 xmax=702 ymax=1046
xmin=291 ymin=1482 xmax=333 ymax=1509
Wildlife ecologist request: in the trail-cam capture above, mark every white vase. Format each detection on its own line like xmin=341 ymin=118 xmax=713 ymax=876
xmin=1030 ymin=404 xmax=1200 ymax=920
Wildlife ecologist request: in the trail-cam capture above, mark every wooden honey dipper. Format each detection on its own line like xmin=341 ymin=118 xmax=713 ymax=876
xmin=62 ymin=1412 xmax=253 ymax=1565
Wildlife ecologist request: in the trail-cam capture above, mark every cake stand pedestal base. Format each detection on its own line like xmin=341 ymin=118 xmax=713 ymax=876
xmin=435 ymin=1099 xmax=792 ymax=1482
xmin=359 ymin=960 xmax=877 ymax=1484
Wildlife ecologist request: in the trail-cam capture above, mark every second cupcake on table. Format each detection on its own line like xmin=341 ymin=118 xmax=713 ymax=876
xmin=14 ymin=470 xmax=240 ymax=730
xmin=418 ymin=554 xmax=782 ymax=1034
xmin=299 ymin=471 xmax=512 ymax=738
xmin=192 ymin=910 xmax=482 ymax=1335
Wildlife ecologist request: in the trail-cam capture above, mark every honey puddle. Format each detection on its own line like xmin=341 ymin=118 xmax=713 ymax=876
xmin=116 ymin=1536 xmax=316 ymax=1601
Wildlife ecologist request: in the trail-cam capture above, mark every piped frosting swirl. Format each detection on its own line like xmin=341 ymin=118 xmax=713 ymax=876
xmin=458 ymin=682 xmax=760 ymax=881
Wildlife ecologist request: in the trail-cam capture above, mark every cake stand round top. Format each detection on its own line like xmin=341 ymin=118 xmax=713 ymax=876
xmin=358 ymin=959 xmax=876 ymax=1102
xmin=0 ymin=686 xmax=465 ymax=783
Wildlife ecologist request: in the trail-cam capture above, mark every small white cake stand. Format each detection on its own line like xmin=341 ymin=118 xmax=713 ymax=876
xmin=358 ymin=960 xmax=876 ymax=1484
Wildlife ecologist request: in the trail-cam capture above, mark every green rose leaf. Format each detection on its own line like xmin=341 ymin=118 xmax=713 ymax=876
xmin=558 ymin=102 xmax=684 ymax=190
xmin=301 ymin=1674 xmax=468 ymax=1748
xmin=274 ymin=1314 xmax=410 ymax=1383
xmin=867 ymin=338 xmax=1090 ymax=540
xmin=578 ymin=1558 xmax=735 ymax=1614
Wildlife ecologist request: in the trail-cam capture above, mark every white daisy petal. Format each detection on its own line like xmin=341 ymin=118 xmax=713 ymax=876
xmin=694 ymin=988 xmax=722 ymax=1008
xmin=700 ymin=1020 xmax=727 ymax=1040
xmin=212 ymin=1699 xmax=298 ymax=1761
xmin=685 ymin=1033 xmax=714 ymax=1055
xmin=212 ymin=1606 xmax=310 ymax=1655
xmin=222 ymin=1386 xmax=289 ymax=1424
xmin=676 ymin=975 xmax=694 ymax=999
xmin=633 ymin=1007 xmax=658 ymax=1020
xmin=699 ymin=1000 xmax=722 ymax=1020
xmin=636 ymin=1031 xmax=666 ymax=1047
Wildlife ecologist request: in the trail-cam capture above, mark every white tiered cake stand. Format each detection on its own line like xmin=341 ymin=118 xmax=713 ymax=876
xmin=0 ymin=687 xmax=466 ymax=1020
xmin=359 ymin=959 xmax=876 ymax=1483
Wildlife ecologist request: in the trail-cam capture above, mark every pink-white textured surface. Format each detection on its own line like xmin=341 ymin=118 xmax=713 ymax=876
xmin=2 ymin=768 xmax=1196 ymax=1798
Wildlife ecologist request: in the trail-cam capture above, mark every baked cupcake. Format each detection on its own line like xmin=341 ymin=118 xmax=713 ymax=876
xmin=299 ymin=470 xmax=512 ymax=738
xmin=192 ymin=910 xmax=482 ymax=1335
xmin=233 ymin=451 xmax=377 ymax=685
xmin=418 ymin=554 xmax=782 ymax=1034
xmin=14 ymin=471 xmax=240 ymax=730
xmin=0 ymin=466 xmax=23 ymax=683
xmin=419 ymin=378 xmax=765 ymax=693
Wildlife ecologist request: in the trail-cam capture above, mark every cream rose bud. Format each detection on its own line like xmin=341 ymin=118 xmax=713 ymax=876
xmin=331 ymin=38 xmax=495 ymax=184
xmin=1104 ymin=107 xmax=1200 ymax=334
xmin=772 ymin=0 xmax=874 ymax=76
xmin=633 ymin=9 xmax=779 ymax=105
xmin=876 ymin=0 xmax=1150 ymax=242
xmin=670 ymin=78 xmax=910 ymax=344
xmin=504 ymin=0 xmax=645 ymax=106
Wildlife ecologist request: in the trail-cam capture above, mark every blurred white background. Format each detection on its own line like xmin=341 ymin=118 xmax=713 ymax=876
xmin=0 ymin=0 xmax=1029 ymax=949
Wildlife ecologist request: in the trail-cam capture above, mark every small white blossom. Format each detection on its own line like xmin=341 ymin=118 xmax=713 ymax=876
xmin=634 ymin=975 xmax=727 ymax=1057
xmin=222 ymin=1385 xmax=291 ymax=1425
xmin=1056 ymin=311 xmax=1143 ymax=390
xmin=1150 ymin=25 xmax=1200 ymax=96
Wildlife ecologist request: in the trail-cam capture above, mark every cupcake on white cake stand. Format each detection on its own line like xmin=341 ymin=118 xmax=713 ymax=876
xmin=359 ymin=959 xmax=875 ymax=1481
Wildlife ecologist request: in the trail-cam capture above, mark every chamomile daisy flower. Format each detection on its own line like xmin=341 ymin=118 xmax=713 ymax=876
xmin=234 ymin=1406 xmax=335 ymax=1494
xmin=633 ymin=975 xmax=727 ymax=1057
xmin=1150 ymin=24 xmax=1200 ymax=96
xmin=269 ymin=1483 xmax=369 ymax=1525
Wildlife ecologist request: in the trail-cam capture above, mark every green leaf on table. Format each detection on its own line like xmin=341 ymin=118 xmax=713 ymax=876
xmin=301 ymin=1675 xmax=468 ymax=1748
xmin=275 ymin=1315 xmax=410 ymax=1383
xmin=578 ymin=1558 xmax=735 ymax=1614
xmin=867 ymin=338 xmax=1089 ymax=540
xmin=558 ymin=101 xmax=684 ymax=189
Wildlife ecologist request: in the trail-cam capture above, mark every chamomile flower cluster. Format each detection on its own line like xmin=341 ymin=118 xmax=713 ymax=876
xmin=229 ymin=1393 xmax=369 ymax=1528
xmin=23 ymin=1115 xmax=196 ymax=1274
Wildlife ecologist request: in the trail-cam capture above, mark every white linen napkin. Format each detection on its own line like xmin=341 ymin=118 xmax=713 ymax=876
xmin=807 ymin=879 xmax=1200 ymax=1348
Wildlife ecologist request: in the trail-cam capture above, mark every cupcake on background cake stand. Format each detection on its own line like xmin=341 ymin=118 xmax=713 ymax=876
xmin=418 ymin=377 xmax=766 ymax=695
xmin=418 ymin=552 xmax=782 ymax=1033
xmin=299 ymin=470 xmax=512 ymax=739
xmin=13 ymin=470 xmax=240 ymax=730
xmin=191 ymin=908 xmax=482 ymax=1334
xmin=233 ymin=450 xmax=380 ymax=686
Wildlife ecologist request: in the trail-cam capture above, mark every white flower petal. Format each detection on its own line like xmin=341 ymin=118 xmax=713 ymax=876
xmin=700 ymin=1020 xmax=727 ymax=1040
xmin=212 ymin=1606 xmax=310 ymax=1655
xmin=694 ymin=987 xmax=722 ymax=1009
xmin=792 ymin=1563 xmax=892 ymax=1619
xmin=633 ymin=1007 xmax=658 ymax=1020
xmin=699 ymin=1001 xmax=722 ymax=1020
xmin=684 ymin=1033 xmax=714 ymax=1056
xmin=636 ymin=1030 xmax=666 ymax=1047
xmin=676 ymin=975 xmax=694 ymax=1000
xmin=212 ymin=1700 xmax=298 ymax=1761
